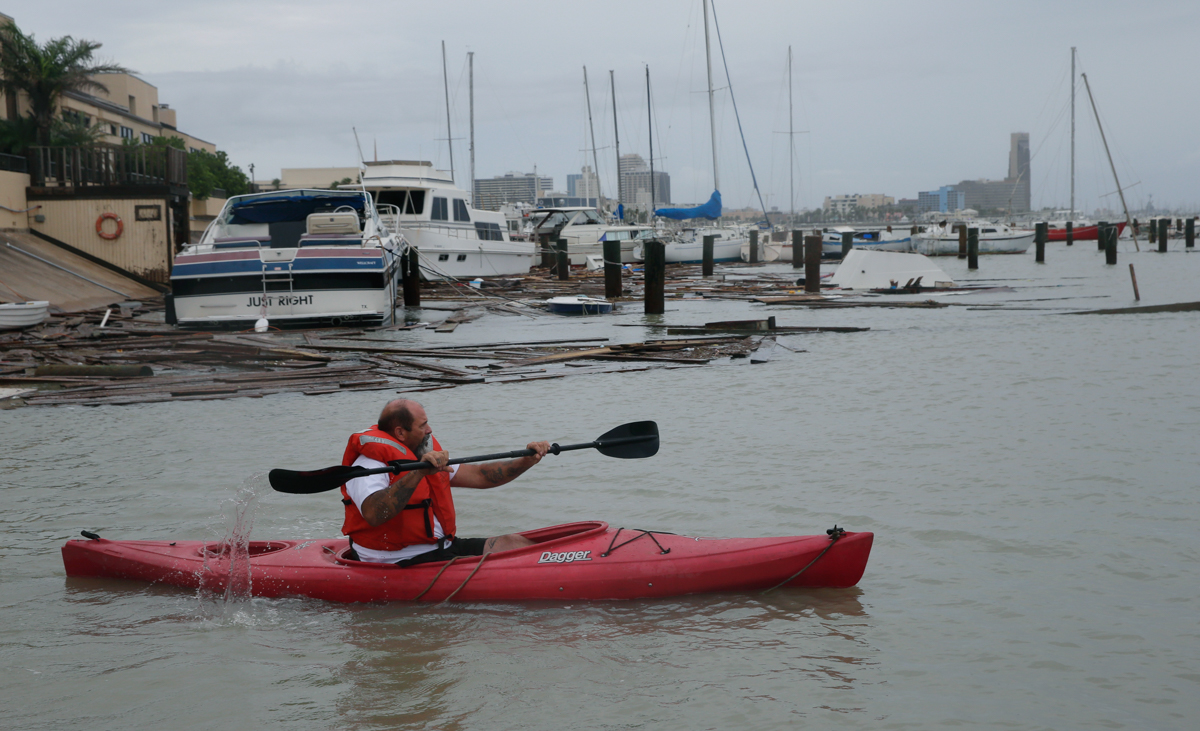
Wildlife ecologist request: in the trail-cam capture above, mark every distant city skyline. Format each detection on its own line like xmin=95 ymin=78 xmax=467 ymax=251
xmin=13 ymin=1 xmax=1197 ymax=213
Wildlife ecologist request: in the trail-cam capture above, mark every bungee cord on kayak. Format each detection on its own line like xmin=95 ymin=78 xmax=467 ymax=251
xmin=599 ymin=528 xmax=674 ymax=557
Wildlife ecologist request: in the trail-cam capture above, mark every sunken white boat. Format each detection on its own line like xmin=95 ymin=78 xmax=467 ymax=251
xmin=169 ymin=189 xmax=403 ymax=329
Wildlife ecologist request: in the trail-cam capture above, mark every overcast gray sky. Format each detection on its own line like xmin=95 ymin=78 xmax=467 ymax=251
xmin=15 ymin=1 xmax=1200 ymax=213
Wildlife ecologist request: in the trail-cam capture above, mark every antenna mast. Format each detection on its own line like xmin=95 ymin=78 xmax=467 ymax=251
xmin=441 ymin=41 xmax=455 ymax=184
xmin=469 ymin=51 xmax=475 ymax=207
xmin=646 ymin=66 xmax=655 ymax=215
xmin=583 ymin=66 xmax=605 ymax=213
xmin=1082 ymin=72 xmax=1138 ymax=251
xmin=702 ymin=0 xmax=719 ymax=192
xmin=1070 ymin=47 xmax=1075 ymax=221
xmin=611 ymin=71 xmax=622 ymax=216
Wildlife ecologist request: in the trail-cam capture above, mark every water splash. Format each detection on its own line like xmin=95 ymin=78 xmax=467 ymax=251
xmin=197 ymin=472 xmax=267 ymax=606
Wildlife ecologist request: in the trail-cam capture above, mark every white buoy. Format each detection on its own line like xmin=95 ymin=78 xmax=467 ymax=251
xmin=254 ymin=317 xmax=269 ymax=332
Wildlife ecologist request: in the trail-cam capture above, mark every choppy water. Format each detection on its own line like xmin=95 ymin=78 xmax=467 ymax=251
xmin=3 ymin=243 xmax=1199 ymax=729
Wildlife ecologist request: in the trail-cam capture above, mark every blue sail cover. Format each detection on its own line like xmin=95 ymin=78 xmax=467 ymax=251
xmin=655 ymin=190 xmax=722 ymax=221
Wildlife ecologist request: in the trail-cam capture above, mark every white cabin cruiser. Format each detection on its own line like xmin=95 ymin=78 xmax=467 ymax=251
xmin=527 ymin=207 xmax=653 ymax=265
xmin=661 ymin=226 xmax=747 ymax=263
xmin=912 ymin=221 xmax=1034 ymax=256
xmin=169 ymin=189 xmax=402 ymax=329
xmin=362 ymin=161 xmax=535 ymax=278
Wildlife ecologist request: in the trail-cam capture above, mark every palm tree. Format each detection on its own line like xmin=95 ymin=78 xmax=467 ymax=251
xmin=0 ymin=20 xmax=128 ymax=146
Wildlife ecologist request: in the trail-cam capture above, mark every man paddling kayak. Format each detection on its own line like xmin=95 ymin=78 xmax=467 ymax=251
xmin=340 ymin=398 xmax=550 ymax=565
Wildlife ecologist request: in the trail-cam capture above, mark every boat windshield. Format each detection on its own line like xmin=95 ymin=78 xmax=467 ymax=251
xmin=224 ymin=190 xmax=368 ymax=225
xmin=568 ymin=210 xmax=604 ymax=225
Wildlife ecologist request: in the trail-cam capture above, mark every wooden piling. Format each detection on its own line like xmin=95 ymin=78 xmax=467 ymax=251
xmin=1129 ymin=264 xmax=1140 ymax=301
xmin=1158 ymin=219 xmax=1168 ymax=253
xmin=967 ymin=227 xmax=979 ymax=270
xmin=804 ymin=234 xmax=822 ymax=293
xmin=748 ymin=228 xmax=759 ymax=263
xmin=1105 ymin=225 xmax=1118 ymax=264
xmin=1147 ymin=219 xmax=1156 ymax=246
xmin=643 ymin=239 xmax=665 ymax=314
xmin=1035 ymin=222 xmax=1047 ymax=263
xmin=702 ymin=235 xmax=715 ymax=277
xmin=540 ymin=234 xmax=553 ymax=268
xmin=603 ymin=239 xmax=622 ymax=299
xmin=958 ymin=225 xmax=967 ymax=259
xmin=792 ymin=230 xmax=803 ymax=269
xmin=1098 ymin=221 xmax=1108 ymax=251
xmin=402 ymin=247 xmax=421 ymax=307
xmin=1065 ymin=221 xmax=1074 ymax=246
xmin=841 ymin=231 xmax=853 ymax=258
xmin=556 ymin=238 xmax=570 ymax=280
xmin=1186 ymin=217 xmax=1195 ymax=248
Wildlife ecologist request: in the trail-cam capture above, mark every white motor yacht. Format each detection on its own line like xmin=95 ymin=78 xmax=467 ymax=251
xmin=362 ymin=161 xmax=535 ymax=278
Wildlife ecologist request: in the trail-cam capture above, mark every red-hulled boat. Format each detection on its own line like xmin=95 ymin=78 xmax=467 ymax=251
xmin=61 ymin=521 xmax=872 ymax=603
xmin=1046 ymin=221 xmax=1125 ymax=241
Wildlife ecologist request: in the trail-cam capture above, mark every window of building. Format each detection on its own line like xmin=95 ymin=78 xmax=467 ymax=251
xmin=453 ymin=199 xmax=470 ymax=222
xmin=109 ymin=124 xmax=118 ymax=136
xmin=189 ymin=147 xmax=200 ymax=154
xmin=120 ymin=126 xmax=134 ymax=139
xmin=141 ymin=132 xmax=154 ymax=144
xmin=431 ymin=197 xmax=448 ymax=221
xmin=62 ymin=109 xmax=90 ymax=126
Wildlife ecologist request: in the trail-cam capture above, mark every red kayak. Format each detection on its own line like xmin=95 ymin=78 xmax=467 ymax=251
xmin=62 ymin=521 xmax=873 ymax=603
xmin=1046 ymin=221 xmax=1125 ymax=241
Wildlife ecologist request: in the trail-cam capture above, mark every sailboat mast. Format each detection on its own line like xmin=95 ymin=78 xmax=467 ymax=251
xmin=788 ymin=45 xmax=794 ymax=225
xmin=647 ymin=66 xmax=655 ymax=214
xmin=1081 ymin=72 xmax=1138 ymax=251
xmin=441 ymin=41 xmax=455 ymax=184
xmin=1070 ymin=47 xmax=1075 ymax=221
xmin=583 ymin=66 xmax=605 ymax=213
xmin=469 ymin=51 xmax=475 ymax=207
xmin=702 ymin=0 xmax=719 ymax=192
xmin=611 ymin=70 xmax=621 ymax=215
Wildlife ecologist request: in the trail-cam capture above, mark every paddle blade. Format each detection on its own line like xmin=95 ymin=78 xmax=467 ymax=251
xmin=595 ymin=420 xmax=659 ymax=459
xmin=269 ymin=465 xmax=362 ymax=494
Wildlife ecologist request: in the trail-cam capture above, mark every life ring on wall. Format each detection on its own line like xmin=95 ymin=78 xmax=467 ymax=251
xmin=96 ymin=212 xmax=123 ymax=240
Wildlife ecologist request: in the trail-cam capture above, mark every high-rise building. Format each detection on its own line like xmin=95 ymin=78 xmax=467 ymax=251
xmin=567 ymin=166 xmax=601 ymax=199
xmin=473 ymin=172 xmax=554 ymax=210
xmin=1007 ymin=132 xmax=1031 ymax=212
xmin=617 ymin=154 xmax=648 ymax=205
xmin=624 ymin=170 xmax=671 ymax=209
xmin=919 ymin=133 xmax=1031 ymax=214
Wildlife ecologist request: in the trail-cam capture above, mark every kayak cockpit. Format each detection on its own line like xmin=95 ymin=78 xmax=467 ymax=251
xmin=200 ymin=541 xmax=291 ymax=558
xmin=330 ymin=521 xmax=610 ymax=567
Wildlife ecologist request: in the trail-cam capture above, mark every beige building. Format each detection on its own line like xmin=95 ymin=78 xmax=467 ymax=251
xmin=823 ymin=193 xmax=895 ymax=215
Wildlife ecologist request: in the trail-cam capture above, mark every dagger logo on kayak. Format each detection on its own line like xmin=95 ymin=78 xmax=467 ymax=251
xmin=538 ymin=550 xmax=592 ymax=564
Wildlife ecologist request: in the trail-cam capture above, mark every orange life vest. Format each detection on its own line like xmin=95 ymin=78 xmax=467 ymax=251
xmin=339 ymin=425 xmax=456 ymax=551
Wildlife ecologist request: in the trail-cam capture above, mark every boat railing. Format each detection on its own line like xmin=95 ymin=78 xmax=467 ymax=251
xmin=379 ymin=218 xmax=494 ymax=242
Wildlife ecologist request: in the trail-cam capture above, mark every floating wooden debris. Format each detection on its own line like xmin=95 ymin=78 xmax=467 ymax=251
xmin=1065 ymin=301 xmax=1200 ymax=315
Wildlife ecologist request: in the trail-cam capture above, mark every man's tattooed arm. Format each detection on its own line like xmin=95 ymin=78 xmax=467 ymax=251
xmin=478 ymin=459 xmax=531 ymax=487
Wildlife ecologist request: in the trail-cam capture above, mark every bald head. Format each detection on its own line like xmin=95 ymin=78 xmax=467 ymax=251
xmin=379 ymin=398 xmax=423 ymax=434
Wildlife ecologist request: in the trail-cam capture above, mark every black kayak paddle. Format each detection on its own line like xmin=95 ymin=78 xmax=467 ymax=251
xmin=268 ymin=420 xmax=659 ymax=495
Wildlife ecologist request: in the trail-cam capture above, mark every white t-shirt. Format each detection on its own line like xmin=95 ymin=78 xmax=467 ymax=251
xmin=344 ymin=455 xmax=459 ymax=563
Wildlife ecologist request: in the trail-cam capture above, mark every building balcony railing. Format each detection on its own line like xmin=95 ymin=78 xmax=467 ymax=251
xmin=26 ymin=145 xmax=187 ymax=190
xmin=0 ymin=152 xmax=29 ymax=174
